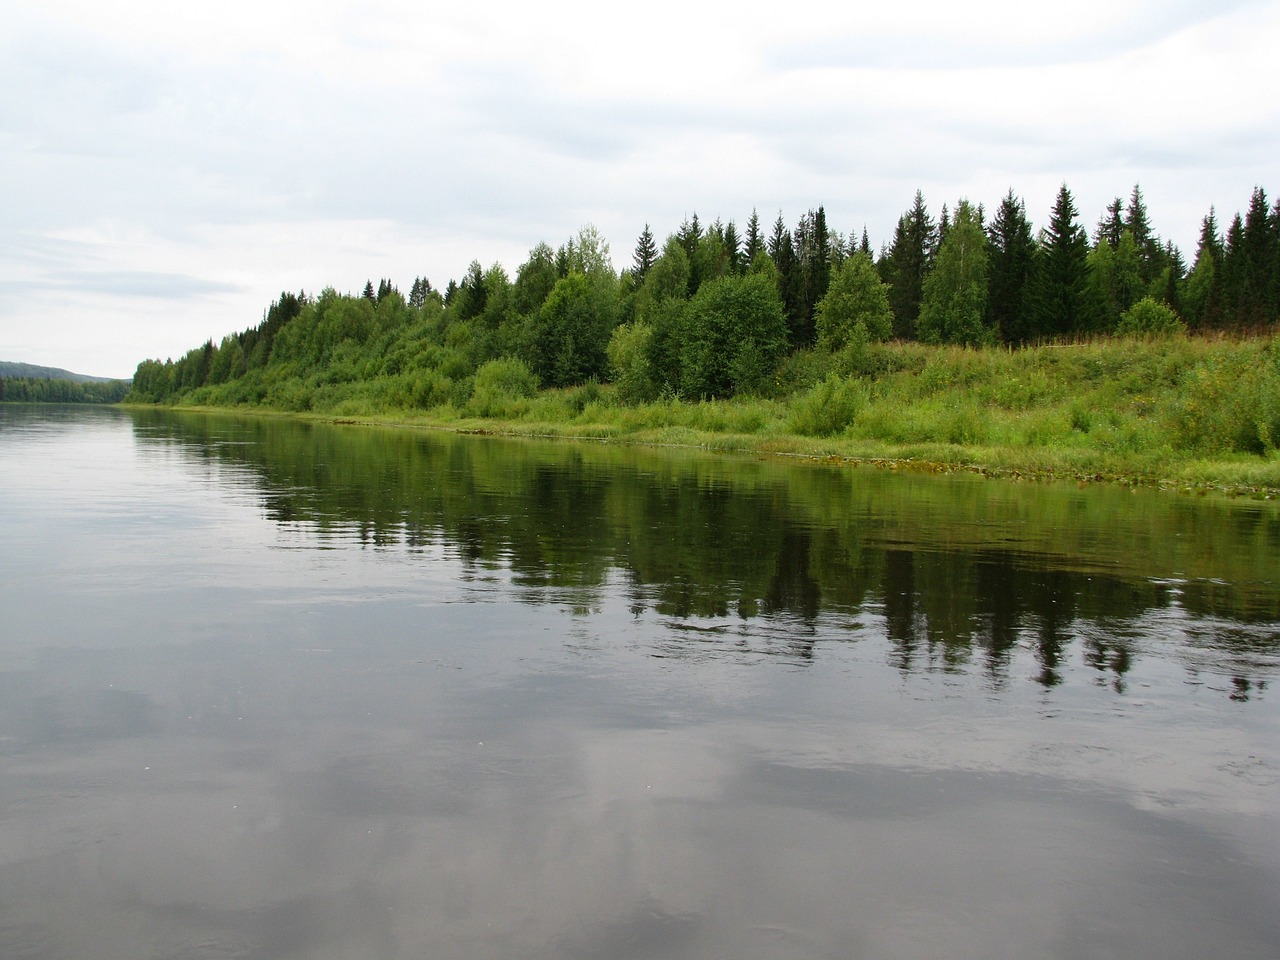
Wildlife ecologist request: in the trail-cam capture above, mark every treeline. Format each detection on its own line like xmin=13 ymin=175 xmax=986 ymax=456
xmin=130 ymin=183 xmax=1280 ymax=408
xmin=0 ymin=377 xmax=130 ymax=404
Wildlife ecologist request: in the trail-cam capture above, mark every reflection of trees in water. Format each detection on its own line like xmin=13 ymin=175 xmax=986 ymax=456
xmin=133 ymin=410 xmax=1279 ymax=695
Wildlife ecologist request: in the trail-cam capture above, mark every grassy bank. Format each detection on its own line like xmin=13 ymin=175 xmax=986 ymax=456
xmin=164 ymin=335 xmax=1280 ymax=495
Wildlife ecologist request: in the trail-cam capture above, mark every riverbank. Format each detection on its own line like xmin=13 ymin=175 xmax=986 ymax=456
xmin=141 ymin=335 xmax=1280 ymax=497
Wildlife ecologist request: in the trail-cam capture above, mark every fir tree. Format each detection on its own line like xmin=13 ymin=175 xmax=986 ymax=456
xmin=1028 ymin=184 xmax=1100 ymax=337
xmin=743 ymin=209 xmax=765 ymax=263
xmin=884 ymin=190 xmax=937 ymax=339
xmin=1094 ymin=197 xmax=1124 ymax=248
xmin=632 ymin=224 xmax=658 ymax=284
xmin=987 ymin=190 xmax=1036 ymax=343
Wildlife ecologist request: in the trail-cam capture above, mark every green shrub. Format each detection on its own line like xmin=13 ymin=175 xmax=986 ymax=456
xmin=468 ymin=357 xmax=538 ymax=417
xmin=788 ymin=375 xmax=868 ymax=437
xmin=607 ymin=322 xmax=657 ymax=403
xmin=1117 ymin=297 xmax=1186 ymax=338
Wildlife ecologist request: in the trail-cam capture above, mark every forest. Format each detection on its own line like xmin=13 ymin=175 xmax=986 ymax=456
xmin=0 ymin=376 xmax=129 ymax=404
xmin=123 ymin=183 xmax=1280 ymax=486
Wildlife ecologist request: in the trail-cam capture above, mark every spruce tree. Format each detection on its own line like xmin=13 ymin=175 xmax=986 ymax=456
xmin=1094 ymin=198 xmax=1123 ymax=248
xmin=632 ymin=224 xmax=658 ymax=284
xmin=768 ymin=213 xmax=803 ymax=343
xmin=1124 ymin=184 xmax=1161 ymax=282
xmin=723 ymin=220 xmax=742 ymax=274
xmin=743 ymin=209 xmax=765 ymax=263
xmin=987 ymin=190 xmax=1036 ymax=343
xmin=1028 ymin=184 xmax=1099 ymax=337
xmin=884 ymin=190 xmax=937 ymax=339
xmin=1237 ymin=187 xmax=1277 ymax=325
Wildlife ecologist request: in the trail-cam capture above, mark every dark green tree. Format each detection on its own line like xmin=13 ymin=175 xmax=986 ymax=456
xmin=527 ymin=272 xmax=616 ymax=388
xmin=883 ymin=190 xmax=937 ymax=339
xmin=794 ymin=206 xmax=832 ymax=346
xmin=743 ymin=209 xmax=765 ymax=263
xmin=632 ymin=224 xmax=658 ymax=284
xmin=987 ymin=190 xmax=1036 ymax=343
xmin=1095 ymin=197 xmax=1124 ymax=248
xmin=768 ymin=213 xmax=803 ymax=340
xmin=1028 ymin=184 xmax=1100 ymax=337
xmin=678 ymin=272 xmax=788 ymax=399
xmin=514 ymin=242 xmax=559 ymax=316
xmin=1124 ymin=184 xmax=1162 ymax=282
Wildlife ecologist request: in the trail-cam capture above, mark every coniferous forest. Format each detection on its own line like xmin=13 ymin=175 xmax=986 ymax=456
xmin=125 ymin=183 xmax=1280 ymax=486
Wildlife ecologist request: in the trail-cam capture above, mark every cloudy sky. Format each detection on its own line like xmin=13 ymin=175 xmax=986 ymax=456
xmin=2 ymin=0 xmax=1278 ymax=378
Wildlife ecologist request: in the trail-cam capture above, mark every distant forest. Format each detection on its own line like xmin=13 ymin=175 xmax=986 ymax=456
xmin=129 ymin=183 xmax=1280 ymax=407
xmin=0 ymin=362 xmax=129 ymax=404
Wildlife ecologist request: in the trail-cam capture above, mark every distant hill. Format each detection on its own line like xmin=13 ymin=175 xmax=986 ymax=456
xmin=0 ymin=361 xmax=121 ymax=383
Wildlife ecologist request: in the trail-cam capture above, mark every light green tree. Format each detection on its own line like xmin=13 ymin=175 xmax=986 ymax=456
xmin=815 ymin=251 xmax=893 ymax=349
xmin=917 ymin=200 xmax=993 ymax=345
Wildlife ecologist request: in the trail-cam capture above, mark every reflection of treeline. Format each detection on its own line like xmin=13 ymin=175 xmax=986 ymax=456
xmin=128 ymin=184 xmax=1280 ymax=417
xmin=133 ymin=411 xmax=1280 ymax=689
xmin=0 ymin=377 xmax=130 ymax=404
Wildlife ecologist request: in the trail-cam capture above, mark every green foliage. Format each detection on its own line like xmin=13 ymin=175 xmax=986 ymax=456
xmin=1167 ymin=346 xmax=1280 ymax=455
xmin=528 ymin=272 xmax=617 ymax=388
xmin=883 ymin=190 xmax=937 ymax=338
xmin=1116 ymin=297 xmax=1186 ymax=338
xmin=635 ymin=238 xmax=690 ymax=322
xmin=788 ymin=374 xmax=869 ymax=436
xmin=917 ymin=200 xmax=993 ymax=346
xmin=679 ymin=273 xmax=789 ymax=399
xmin=1 ymin=376 xmax=129 ymax=403
xmin=607 ymin=321 xmax=657 ymax=404
xmin=815 ymin=251 xmax=893 ymax=349
xmin=469 ymin=357 xmax=539 ymax=417
xmin=1029 ymin=184 xmax=1100 ymax=337
xmin=988 ymin=190 xmax=1036 ymax=344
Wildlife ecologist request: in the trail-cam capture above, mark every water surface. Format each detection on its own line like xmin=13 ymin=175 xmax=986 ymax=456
xmin=1 ymin=406 xmax=1277 ymax=959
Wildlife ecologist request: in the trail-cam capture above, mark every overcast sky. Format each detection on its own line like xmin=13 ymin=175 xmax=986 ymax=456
xmin=3 ymin=0 xmax=1278 ymax=379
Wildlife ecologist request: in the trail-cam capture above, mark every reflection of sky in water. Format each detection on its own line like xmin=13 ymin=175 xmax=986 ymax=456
xmin=1 ymin=407 xmax=1278 ymax=960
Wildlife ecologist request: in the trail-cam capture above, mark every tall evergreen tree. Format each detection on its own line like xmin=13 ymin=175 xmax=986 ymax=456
xmin=1235 ymin=187 xmax=1278 ymax=325
xmin=632 ymin=224 xmax=658 ymax=284
xmin=723 ymin=220 xmax=742 ymax=274
xmin=1028 ymin=184 xmax=1100 ymax=337
xmin=987 ymin=190 xmax=1036 ymax=343
xmin=883 ymin=190 xmax=937 ymax=339
xmin=793 ymin=206 xmax=832 ymax=346
xmin=743 ymin=209 xmax=765 ymax=263
xmin=1094 ymin=197 xmax=1124 ymax=248
xmin=1124 ymin=184 xmax=1162 ymax=282
xmin=768 ymin=213 xmax=803 ymax=342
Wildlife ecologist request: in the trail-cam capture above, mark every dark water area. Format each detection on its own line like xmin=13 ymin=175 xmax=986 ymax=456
xmin=1 ymin=405 xmax=1278 ymax=959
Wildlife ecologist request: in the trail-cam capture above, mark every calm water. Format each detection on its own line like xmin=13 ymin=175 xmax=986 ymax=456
xmin=1 ymin=405 xmax=1278 ymax=960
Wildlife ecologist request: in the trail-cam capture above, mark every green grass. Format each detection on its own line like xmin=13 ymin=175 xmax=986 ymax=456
xmin=156 ymin=334 xmax=1280 ymax=494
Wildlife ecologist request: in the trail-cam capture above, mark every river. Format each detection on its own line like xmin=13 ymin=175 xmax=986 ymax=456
xmin=1 ymin=405 xmax=1277 ymax=959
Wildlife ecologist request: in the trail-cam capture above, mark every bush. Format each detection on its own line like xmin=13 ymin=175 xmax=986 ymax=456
xmin=788 ymin=375 xmax=868 ymax=437
xmin=607 ymin=322 xmax=657 ymax=403
xmin=467 ymin=357 xmax=538 ymax=417
xmin=1117 ymin=297 xmax=1186 ymax=338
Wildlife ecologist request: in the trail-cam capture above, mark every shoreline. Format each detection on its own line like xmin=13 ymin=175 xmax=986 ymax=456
xmin=124 ymin=402 xmax=1280 ymax=499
